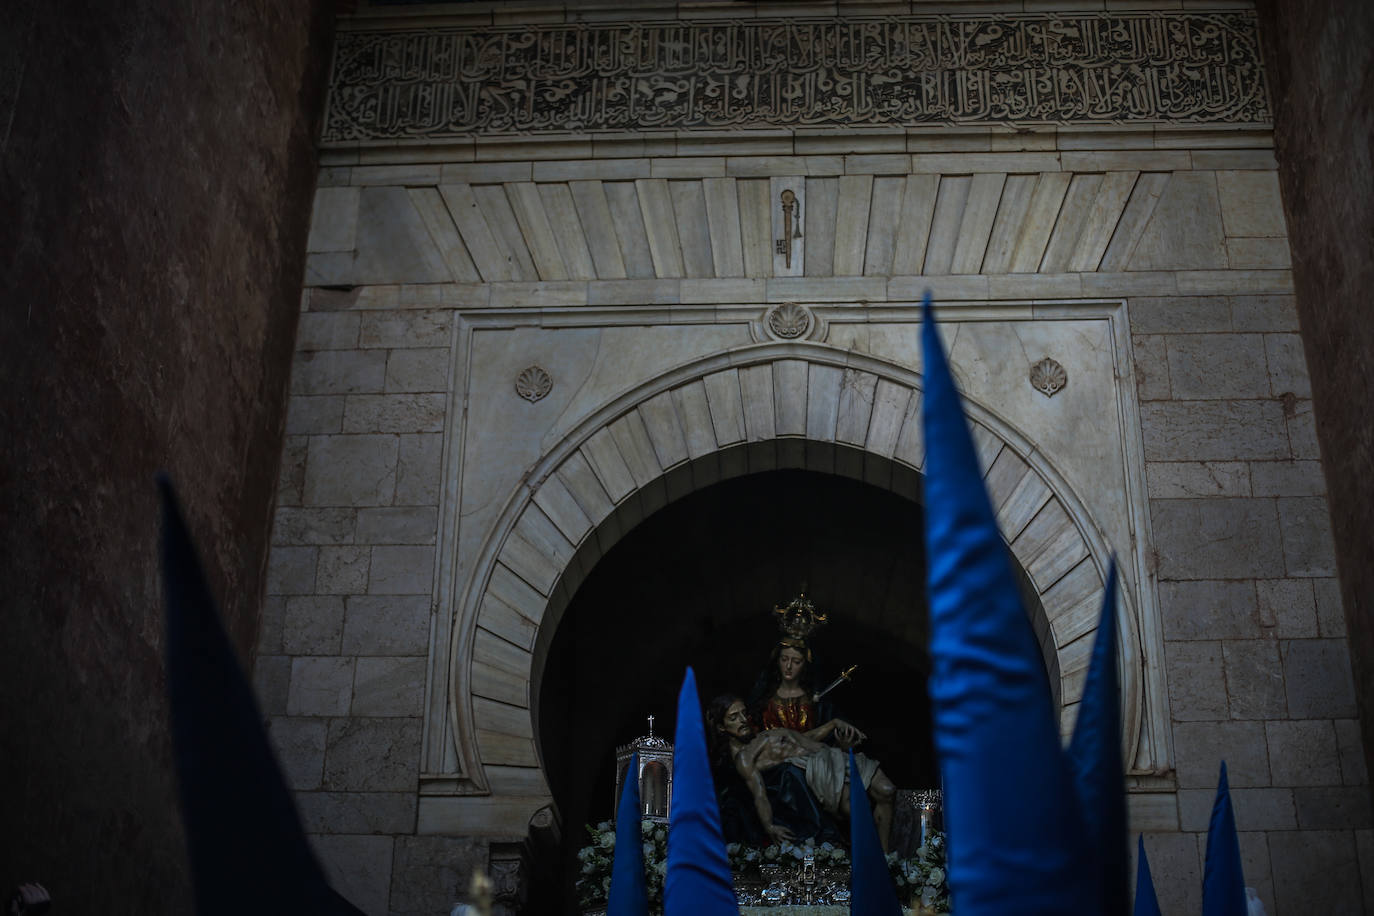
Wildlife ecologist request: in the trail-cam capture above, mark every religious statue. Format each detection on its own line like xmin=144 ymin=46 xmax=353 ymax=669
xmin=748 ymin=593 xmax=859 ymax=740
xmin=707 ymin=593 xmax=895 ymax=851
xmin=707 ymin=694 xmax=896 ymax=852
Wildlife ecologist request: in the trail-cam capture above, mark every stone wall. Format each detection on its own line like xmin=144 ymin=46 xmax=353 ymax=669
xmin=1256 ymin=0 xmax=1374 ymax=852
xmin=259 ymin=3 xmax=1370 ymax=913
xmin=0 ymin=0 xmax=331 ymax=909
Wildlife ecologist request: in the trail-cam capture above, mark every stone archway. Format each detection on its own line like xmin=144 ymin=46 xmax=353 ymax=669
xmin=446 ymin=344 xmax=1143 ymax=813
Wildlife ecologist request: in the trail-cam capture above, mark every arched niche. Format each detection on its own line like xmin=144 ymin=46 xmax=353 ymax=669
xmin=535 ymin=455 xmax=1060 ymax=855
xmin=443 ymin=344 xmax=1145 ymax=807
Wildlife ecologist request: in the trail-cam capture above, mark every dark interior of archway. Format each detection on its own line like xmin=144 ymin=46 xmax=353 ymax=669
xmin=538 ymin=468 xmax=938 ymax=901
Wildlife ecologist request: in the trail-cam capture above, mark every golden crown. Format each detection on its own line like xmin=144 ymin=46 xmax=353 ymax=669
xmin=772 ymin=592 xmax=827 ymax=645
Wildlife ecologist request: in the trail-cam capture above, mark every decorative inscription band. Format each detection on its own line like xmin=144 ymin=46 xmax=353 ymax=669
xmin=324 ymin=12 xmax=1270 ymax=143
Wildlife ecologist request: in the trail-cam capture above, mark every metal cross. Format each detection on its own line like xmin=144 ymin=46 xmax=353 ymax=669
xmin=647 ymin=714 xmax=655 ymax=738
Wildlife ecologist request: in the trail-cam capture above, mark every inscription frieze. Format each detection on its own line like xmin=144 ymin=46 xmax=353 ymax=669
xmin=324 ymin=12 xmax=1270 ymax=143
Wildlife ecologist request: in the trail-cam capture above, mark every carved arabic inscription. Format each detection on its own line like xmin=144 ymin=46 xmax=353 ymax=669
xmin=324 ymin=13 xmax=1270 ymax=143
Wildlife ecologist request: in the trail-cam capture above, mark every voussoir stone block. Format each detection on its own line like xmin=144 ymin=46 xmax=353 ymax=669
xmin=1128 ymin=171 xmax=1228 ymax=270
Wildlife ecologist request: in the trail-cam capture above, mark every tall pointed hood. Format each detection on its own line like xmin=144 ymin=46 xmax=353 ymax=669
xmin=1203 ymin=762 xmax=1247 ymax=916
xmin=1068 ymin=560 xmax=1129 ymax=913
xmin=663 ymin=667 xmax=736 ymax=915
xmin=919 ymin=293 xmax=1095 ymax=913
xmin=158 ymin=476 xmax=363 ymax=915
xmin=848 ymin=749 xmax=902 ymax=916
xmin=608 ymin=752 xmax=649 ymax=916
xmin=1134 ymin=835 xmax=1163 ymax=916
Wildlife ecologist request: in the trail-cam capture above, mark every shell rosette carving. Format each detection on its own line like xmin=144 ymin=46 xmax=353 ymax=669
xmin=1029 ymin=357 xmax=1067 ymax=398
xmin=766 ymin=302 xmax=812 ymax=339
xmin=514 ymin=365 xmax=553 ymax=403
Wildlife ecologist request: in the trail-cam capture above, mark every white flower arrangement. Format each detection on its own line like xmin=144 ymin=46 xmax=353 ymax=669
xmin=575 ymin=822 xmax=951 ymax=912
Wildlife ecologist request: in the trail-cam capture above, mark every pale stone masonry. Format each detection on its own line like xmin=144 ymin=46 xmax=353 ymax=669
xmin=1134 ymin=290 xmax=1364 ymax=912
xmin=255 ymin=4 xmax=1369 ymax=914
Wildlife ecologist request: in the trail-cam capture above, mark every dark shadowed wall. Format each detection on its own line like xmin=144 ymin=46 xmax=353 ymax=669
xmin=1256 ymin=1 xmax=1374 ymax=781
xmin=0 ymin=1 xmax=330 ymax=909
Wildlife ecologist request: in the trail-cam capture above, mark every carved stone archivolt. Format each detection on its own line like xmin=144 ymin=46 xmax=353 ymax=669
xmin=515 ymin=365 xmax=553 ymax=402
xmin=1029 ymin=358 xmax=1068 ymax=398
xmin=765 ymin=303 xmax=812 ymax=340
xmin=324 ymin=12 xmax=1270 ymax=143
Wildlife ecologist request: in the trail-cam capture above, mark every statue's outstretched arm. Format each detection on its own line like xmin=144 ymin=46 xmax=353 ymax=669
xmin=736 ymin=743 xmax=794 ymax=844
xmin=803 ymin=718 xmax=866 ymax=746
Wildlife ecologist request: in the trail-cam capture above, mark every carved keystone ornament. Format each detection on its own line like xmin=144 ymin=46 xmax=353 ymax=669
xmin=515 ymin=365 xmax=553 ymax=402
xmin=1028 ymin=357 xmax=1067 ymax=398
xmin=766 ymin=302 xmax=812 ymax=340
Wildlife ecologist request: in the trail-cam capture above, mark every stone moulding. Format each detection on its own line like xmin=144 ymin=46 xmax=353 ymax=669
xmin=419 ymin=301 xmax=1169 ymax=827
xmin=323 ymin=12 xmax=1271 ymax=144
